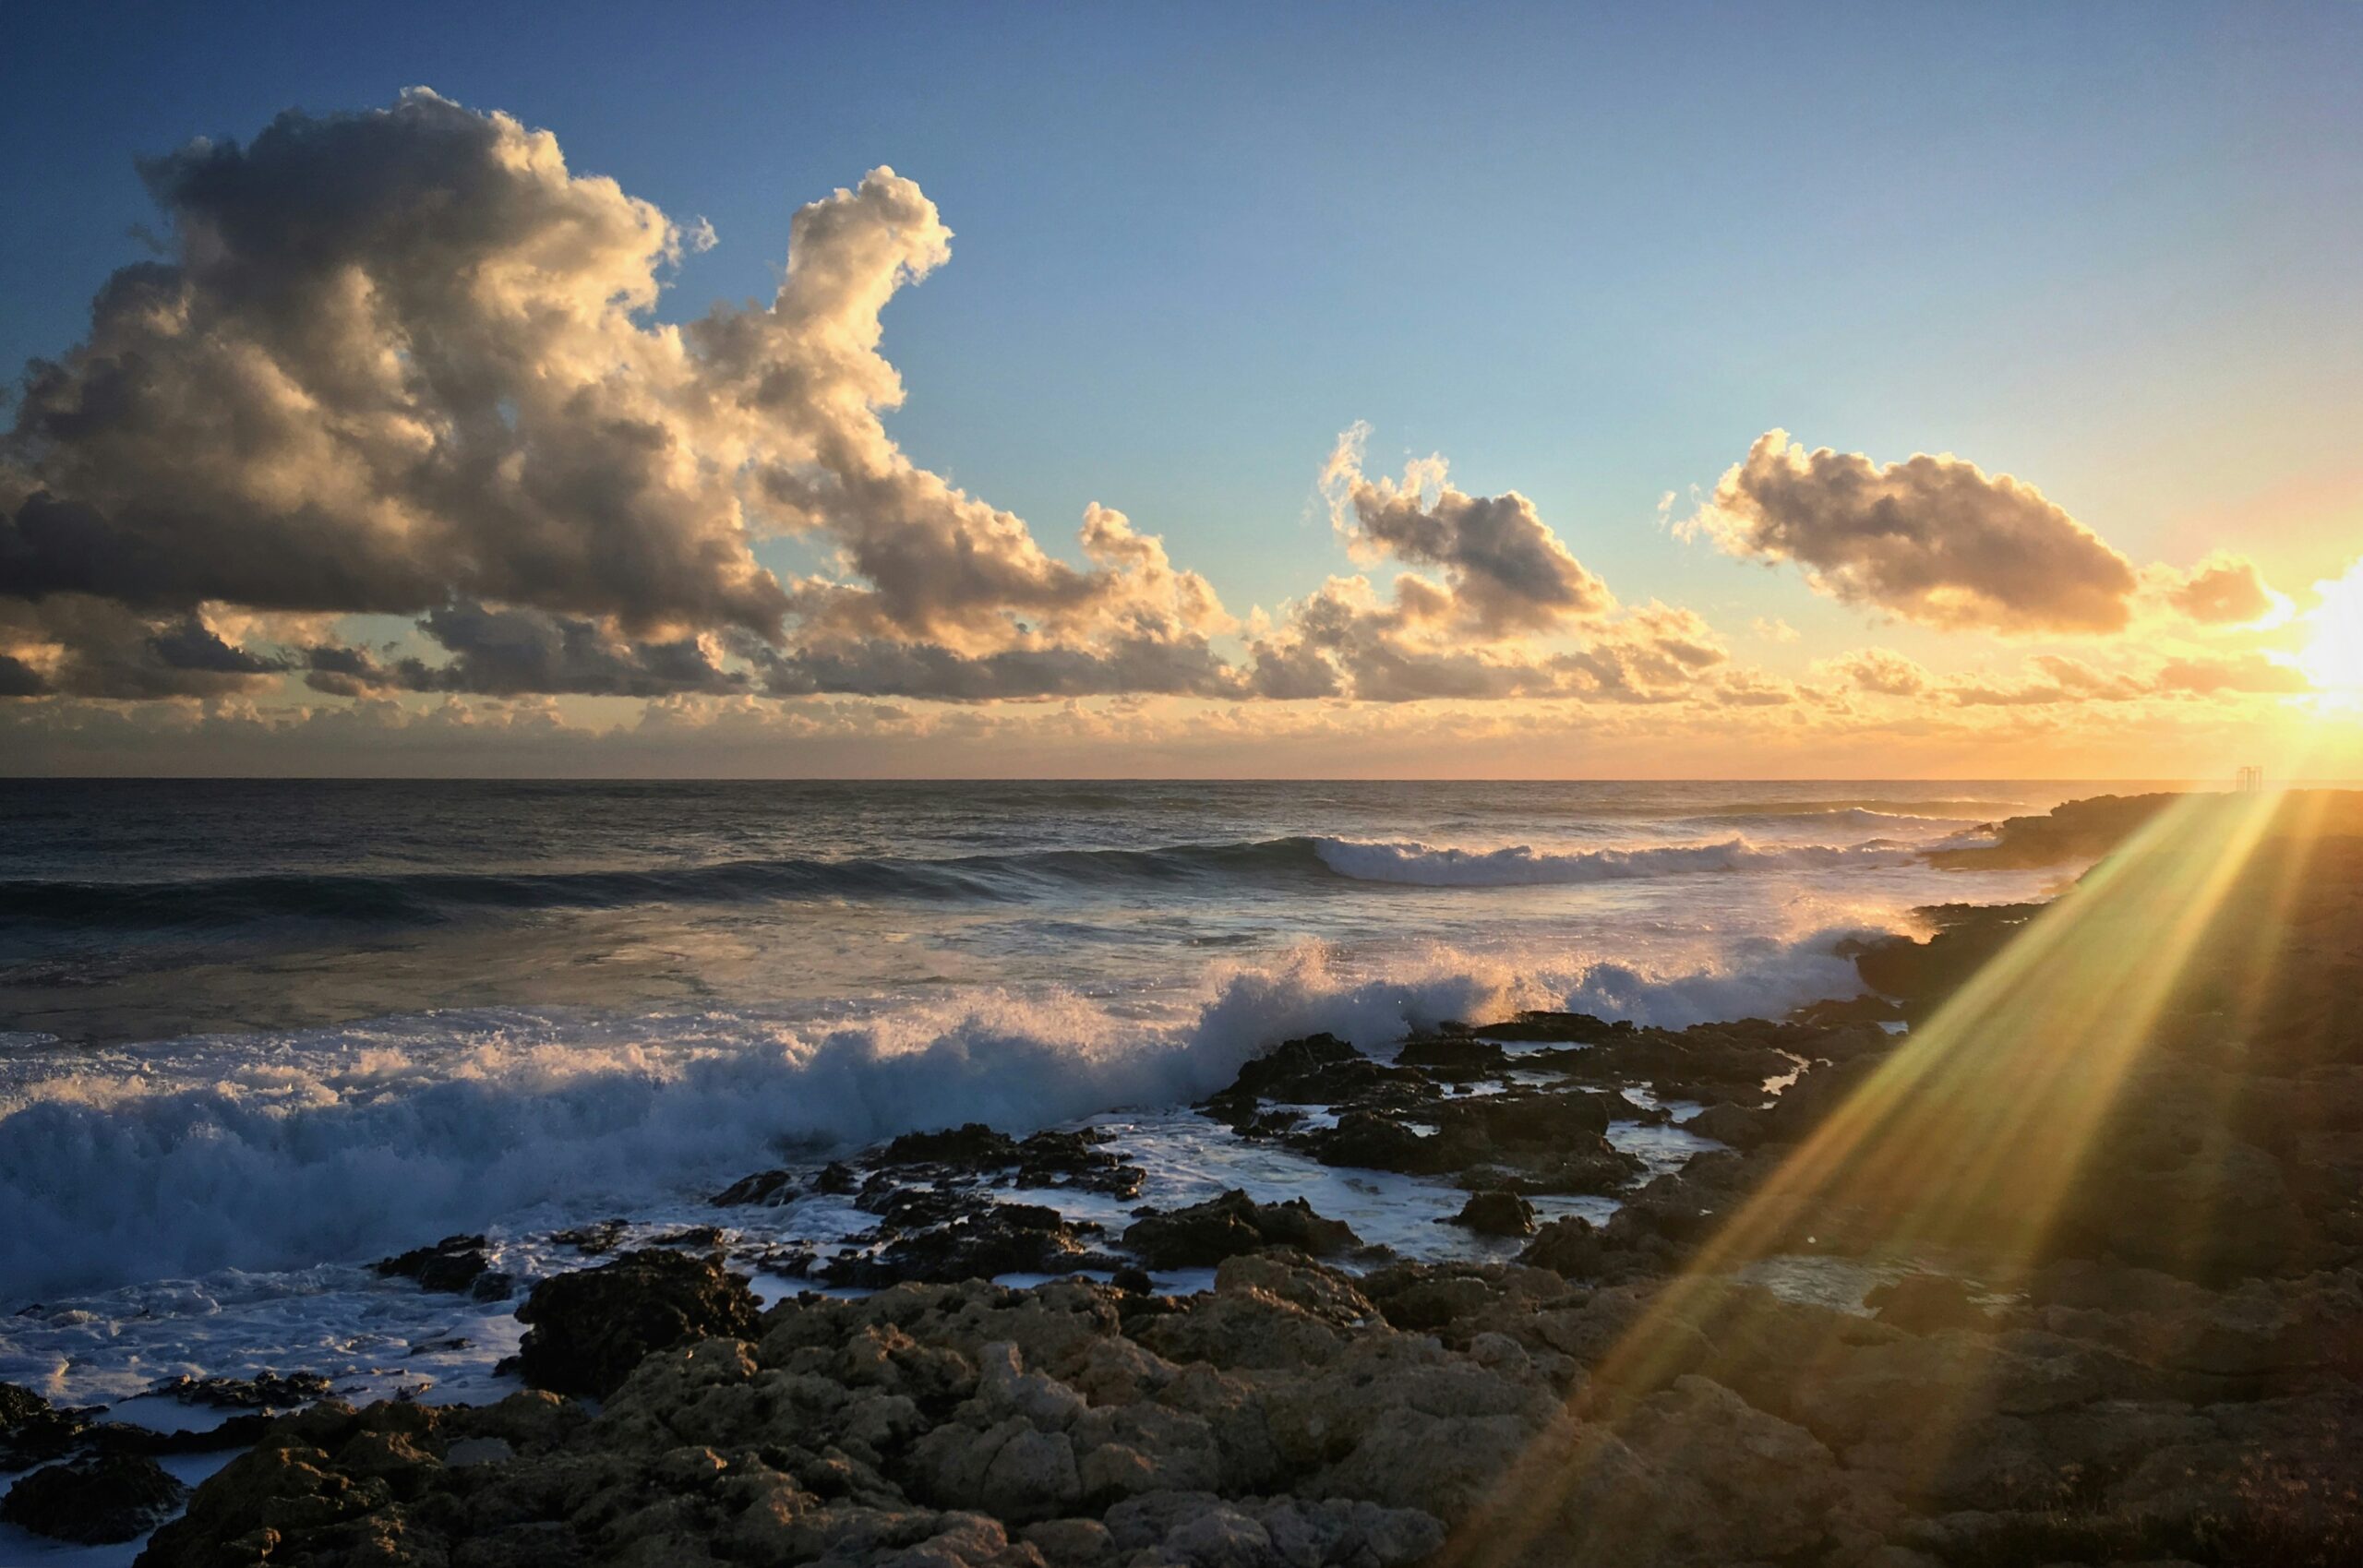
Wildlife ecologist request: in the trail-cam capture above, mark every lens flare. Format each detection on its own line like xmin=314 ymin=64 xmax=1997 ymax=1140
xmin=1439 ymin=786 xmax=2354 ymax=1567
xmin=2298 ymin=558 xmax=2363 ymax=695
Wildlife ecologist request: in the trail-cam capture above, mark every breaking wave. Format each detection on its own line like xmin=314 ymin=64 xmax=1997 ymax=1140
xmin=0 ymin=930 xmax=1878 ymax=1299
xmin=1309 ymin=835 xmax=1923 ymax=886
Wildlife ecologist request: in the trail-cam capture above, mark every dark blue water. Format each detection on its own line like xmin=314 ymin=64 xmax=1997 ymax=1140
xmin=0 ymin=778 xmax=2093 ymax=1047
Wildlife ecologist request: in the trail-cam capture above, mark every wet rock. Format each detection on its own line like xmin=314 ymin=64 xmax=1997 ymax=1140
xmin=1441 ymin=1090 xmax=1612 ymax=1144
xmin=1291 ymin=1109 xmax=1457 ymax=1174
xmin=1203 ymin=1035 xmax=1439 ymax=1131
xmin=823 ymin=1201 xmax=1121 ymax=1287
xmin=1473 ymin=1011 xmax=1631 ymax=1043
xmin=1397 ymin=1035 xmax=1513 ymax=1077
xmin=1011 ymin=1130 xmax=1147 ymax=1199
xmin=1793 ymin=993 xmax=1908 ymax=1028
xmin=470 ymin=1269 xmax=517 ymax=1302
xmin=1122 ymin=1190 xmax=1363 ymax=1270
xmin=374 ymin=1232 xmax=492 ymax=1292
xmin=1222 ymin=1033 xmax=1359 ymax=1095
xmin=1470 ymin=1143 xmax=1646 ymax=1197
xmin=1446 ymin=1190 xmax=1538 ymax=1238
xmin=0 ymin=1453 xmax=187 ymax=1544
xmin=547 ymin=1216 xmax=630 ymax=1254
xmin=510 ymin=1247 xmax=762 ymax=1398
xmin=150 ymin=1371 xmax=333 ymax=1409
xmin=1757 ymin=1053 xmax=1884 ymax=1143
xmin=880 ymin=1120 xmax=1023 ymax=1167
xmin=0 ymin=1382 xmax=93 ymax=1468
xmin=711 ymin=1167 xmax=798 ymax=1206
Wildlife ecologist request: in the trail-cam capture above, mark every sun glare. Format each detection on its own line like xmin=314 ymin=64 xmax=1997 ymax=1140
xmin=2299 ymin=559 xmax=2363 ymax=695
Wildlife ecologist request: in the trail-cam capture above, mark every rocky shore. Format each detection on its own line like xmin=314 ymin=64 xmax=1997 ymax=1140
xmin=6 ymin=791 xmax=2359 ymax=1566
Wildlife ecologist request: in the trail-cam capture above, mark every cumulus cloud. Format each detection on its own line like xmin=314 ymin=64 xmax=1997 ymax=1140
xmin=1243 ymin=580 xmax=1723 ymax=705
xmin=1817 ymin=647 xmax=1934 ymax=698
xmin=1685 ymin=431 xmax=2140 ymax=634
xmin=0 ymin=90 xmax=1227 ymax=704
xmin=1319 ymin=425 xmax=1613 ymax=636
xmin=2153 ymin=552 xmax=2289 ymax=628
xmin=6 ymin=90 xmax=2307 ymax=756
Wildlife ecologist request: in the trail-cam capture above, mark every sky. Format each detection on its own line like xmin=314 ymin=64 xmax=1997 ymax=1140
xmin=1 ymin=1 xmax=2358 ymax=778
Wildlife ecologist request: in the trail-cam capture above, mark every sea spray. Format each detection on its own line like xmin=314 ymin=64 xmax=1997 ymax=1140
xmin=0 ymin=928 xmax=1875 ymax=1299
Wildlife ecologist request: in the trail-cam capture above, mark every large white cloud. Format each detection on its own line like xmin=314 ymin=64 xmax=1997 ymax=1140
xmin=0 ymin=91 xmax=1228 ymax=701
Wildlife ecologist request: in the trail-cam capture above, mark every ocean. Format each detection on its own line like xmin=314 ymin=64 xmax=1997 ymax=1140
xmin=0 ymin=778 xmax=2115 ymax=1432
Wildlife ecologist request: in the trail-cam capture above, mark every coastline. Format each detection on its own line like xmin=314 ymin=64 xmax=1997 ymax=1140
xmin=6 ymin=789 xmax=2359 ymax=1565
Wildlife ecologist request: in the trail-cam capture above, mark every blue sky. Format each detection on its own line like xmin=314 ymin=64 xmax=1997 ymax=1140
xmin=2 ymin=2 xmax=2358 ymax=774
xmin=10 ymin=4 xmax=2357 ymax=608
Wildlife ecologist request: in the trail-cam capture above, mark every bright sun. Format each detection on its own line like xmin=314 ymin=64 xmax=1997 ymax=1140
xmin=2299 ymin=560 xmax=2363 ymax=694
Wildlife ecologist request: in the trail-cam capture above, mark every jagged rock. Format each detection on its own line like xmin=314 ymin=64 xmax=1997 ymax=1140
xmin=149 ymin=1371 xmax=333 ymax=1409
xmin=880 ymin=1121 xmax=1023 ymax=1167
xmin=1397 ymin=1035 xmax=1512 ymax=1077
xmin=1447 ymin=1191 xmax=1538 ymax=1237
xmin=824 ymin=1201 xmax=1120 ymax=1287
xmin=1440 ymin=1090 xmax=1612 ymax=1144
xmin=1012 ymin=1130 xmax=1148 ymax=1199
xmin=711 ymin=1167 xmax=798 ymax=1205
xmin=1473 ymin=1011 xmax=1630 ymax=1043
xmin=0 ymin=1382 xmax=93 ymax=1468
xmin=510 ymin=1247 xmax=762 ymax=1397
xmin=1213 ymin=1253 xmax=1376 ymax=1328
xmin=1519 ymin=1215 xmax=1608 ymax=1278
xmin=1 ymin=1453 xmax=187 ymax=1544
xmin=1022 ymin=1515 xmax=1115 ymax=1566
xmin=1221 ymin=1034 xmax=1360 ymax=1098
xmin=374 ymin=1232 xmax=492 ymax=1292
xmin=1122 ymin=1191 xmax=1362 ymax=1269
xmin=1291 ymin=1110 xmax=1455 ymax=1174
xmin=547 ymin=1216 xmax=630 ymax=1253
xmin=1475 ymin=1143 xmax=1646 ymax=1197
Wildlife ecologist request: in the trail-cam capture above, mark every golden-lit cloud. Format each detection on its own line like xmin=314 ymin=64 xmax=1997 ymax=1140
xmin=0 ymin=90 xmax=2346 ymax=774
xmin=1685 ymin=430 xmax=2140 ymax=634
xmin=2154 ymin=550 xmax=2291 ymax=628
xmin=1320 ymin=424 xmax=1614 ymax=635
xmin=0 ymin=91 xmax=1232 ymax=705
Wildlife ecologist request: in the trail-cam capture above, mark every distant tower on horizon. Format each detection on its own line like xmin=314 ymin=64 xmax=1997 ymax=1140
xmin=2236 ymin=766 xmax=2264 ymax=793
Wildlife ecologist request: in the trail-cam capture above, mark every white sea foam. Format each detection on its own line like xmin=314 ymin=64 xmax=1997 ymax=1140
xmin=0 ymin=931 xmax=1877 ymax=1300
xmin=1310 ymin=834 xmax=1923 ymax=886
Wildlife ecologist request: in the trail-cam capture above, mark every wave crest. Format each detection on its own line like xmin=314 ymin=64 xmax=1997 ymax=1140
xmin=0 ymin=931 xmax=1878 ymax=1299
xmin=1310 ymin=835 xmax=1920 ymax=886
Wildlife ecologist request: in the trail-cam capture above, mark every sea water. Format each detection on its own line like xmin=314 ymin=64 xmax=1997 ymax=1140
xmin=0 ymin=778 xmax=2122 ymax=1444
